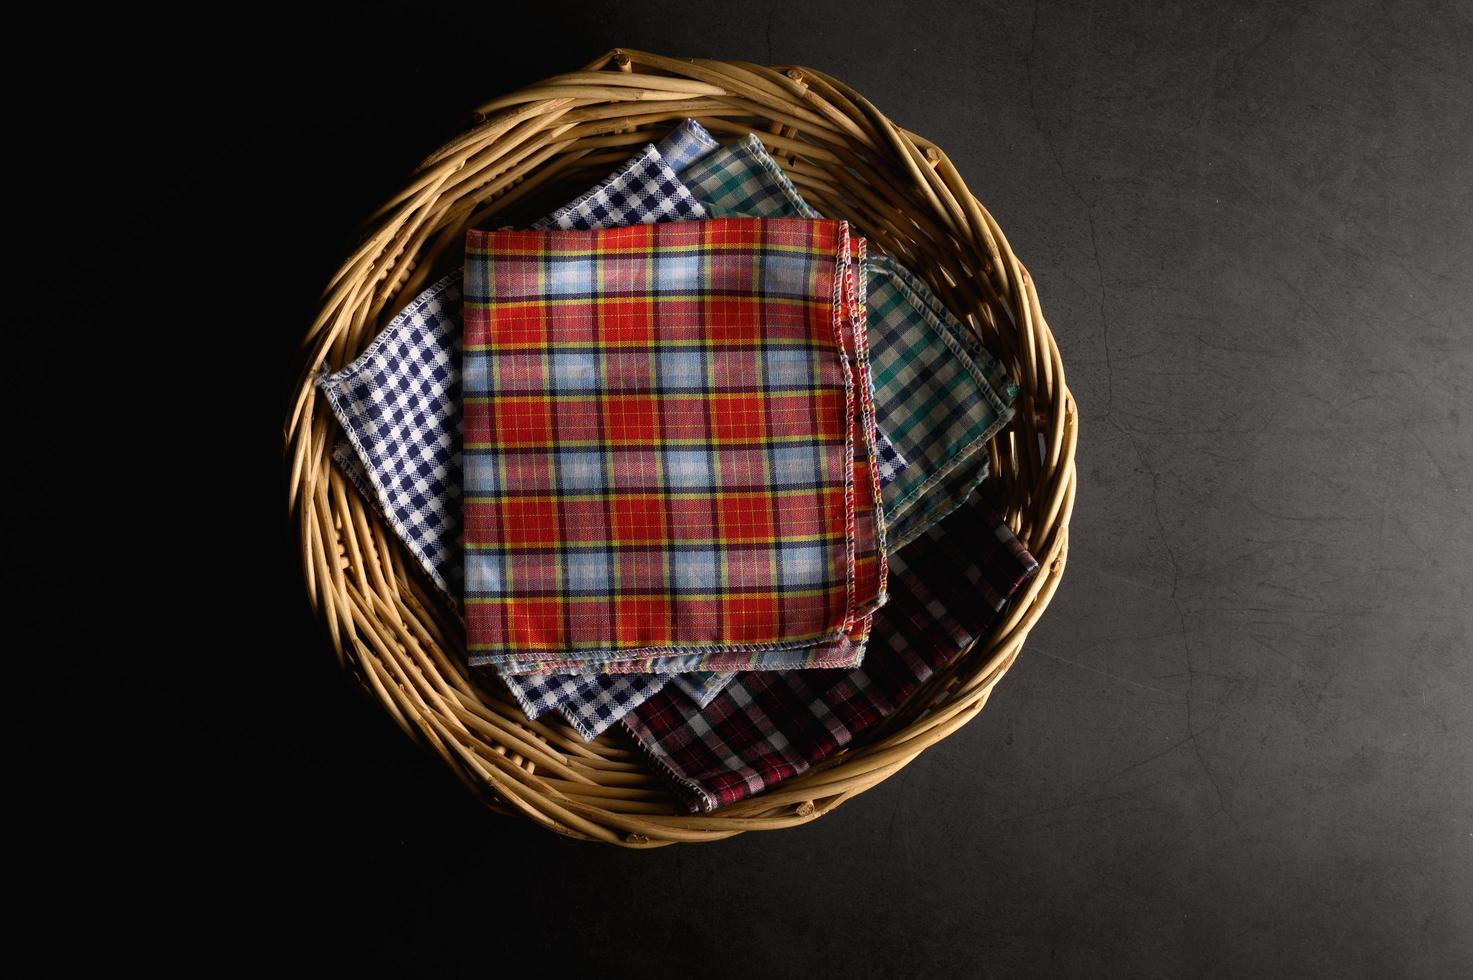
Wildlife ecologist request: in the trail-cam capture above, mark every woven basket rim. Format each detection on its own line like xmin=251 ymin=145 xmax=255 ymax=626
xmin=284 ymin=48 xmax=1078 ymax=847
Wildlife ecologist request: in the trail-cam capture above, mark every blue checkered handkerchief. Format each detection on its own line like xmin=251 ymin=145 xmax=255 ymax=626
xmin=507 ymin=672 xmax=669 ymax=742
xmin=504 ymin=654 xmax=738 ymax=729
xmin=317 ymin=274 xmax=465 ymax=597
xmin=503 ymin=658 xmax=736 ymax=739
xmin=532 ymin=142 xmax=707 ymax=231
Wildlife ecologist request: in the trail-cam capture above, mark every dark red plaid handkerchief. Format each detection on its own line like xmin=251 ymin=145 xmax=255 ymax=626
xmin=622 ymin=498 xmax=1038 ymax=812
xmin=463 ymin=217 xmax=884 ymax=671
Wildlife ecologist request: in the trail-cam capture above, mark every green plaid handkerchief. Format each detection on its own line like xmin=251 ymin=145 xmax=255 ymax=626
xmin=681 ymin=134 xmax=1018 ymax=549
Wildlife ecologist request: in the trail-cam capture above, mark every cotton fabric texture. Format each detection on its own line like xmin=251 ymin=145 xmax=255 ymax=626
xmin=622 ymin=498 xmax=1039 ymax=813
xmin=461 ymin=216 xmax=886 ymax=673
xmin=316 ymin=273 xmax=466 ymax=597
xmin=502 ymin=655 xmax=736 ymax=739
xmin=865 ymin=255 xmax=1019 ymax=548
xmin=531 ymin=142 xmax=707 ymax=232
xmin=487 ymin=229 xmax=887 ymax=679
xmin=679 ymin=133 xmax=1019 ymax=548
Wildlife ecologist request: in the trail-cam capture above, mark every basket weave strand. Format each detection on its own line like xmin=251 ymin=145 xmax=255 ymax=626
xmin=284 ymin=49 xmax=1078 ymax=847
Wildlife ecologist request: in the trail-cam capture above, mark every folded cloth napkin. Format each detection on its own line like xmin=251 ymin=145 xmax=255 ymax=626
xmin=463 ymin=216 xmax=886 ymax=672
xmin=509 ymin=651 xmax=735 ymax=741
xmin=865 ymin=255 xmax=1018 ymax=549
xmin=622 ymin=497 xmax=1039 ymax=813
xmin=532 ymin=143 xmax=707 ymax=232
xmin=680 ymin=132 xmax=819 ymax=221
xmin=679 ymin=133 xmax=1018 ymax=549
xmin=509 ymin=655 xmax=736 ymax=739
xmin=318 ymin=274 xmax=466 ymax=596
xmin=489 ymin=230 xmax=888 ymax=677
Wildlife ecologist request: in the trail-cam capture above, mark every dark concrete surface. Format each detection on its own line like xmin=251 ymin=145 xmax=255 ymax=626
xmin=25 ymin=1 xmax=1469 ymax=975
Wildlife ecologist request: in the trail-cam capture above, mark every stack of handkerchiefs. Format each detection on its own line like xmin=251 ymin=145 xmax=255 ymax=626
xmin=317 ymin=120 xmax=1038 ymax=812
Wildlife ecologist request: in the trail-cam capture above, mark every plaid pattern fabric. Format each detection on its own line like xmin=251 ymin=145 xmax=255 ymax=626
xmin=678 ymin=134 xmax=1017 ymax=546
xmin=500 ymin=665 xmax=734 ymax=735
xmin=844 ymin=235 xmax=888 ymax=611
xmin=648 ymin=118 xmax=719 ymax=172
xmin=682 ymin=134 xmax=821 ymax=220
xmin=866 ymin=255 xmax=1018 ymax=549
xmin=316 ymin=274 xmax=465 ymax=596
xmin=498 ymin=669 xmax=669 ymax=741
xmin=483 ymin=226 xmax=886 ymax=677
xmin=532 ymin=144 xmax=707 ymax=231
xmin=560 ymin=132 xmax=906 ymax=492
xmin=873 ymin=421 xmax=907 ymax=486
xmin=884 ymin=451 xmax=991 ymax=552
xmin=490 ymin=655 xmax=735 ymax=736
xmin=463 ymin=217 xmax=874 ymax=669
xmin=502 ymin=130 xmax=829 ymax=730
xmin=622 ymin=498 xmax=1039 ymax=813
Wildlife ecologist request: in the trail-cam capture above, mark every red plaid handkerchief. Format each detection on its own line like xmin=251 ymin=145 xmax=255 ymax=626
xmin=463 ymin=217 xmax=885 ymax=671
xmin=492 ymin=232 xmax=888 ymax=675
xmin=621 ymin=498 xmax=1038 ymax=812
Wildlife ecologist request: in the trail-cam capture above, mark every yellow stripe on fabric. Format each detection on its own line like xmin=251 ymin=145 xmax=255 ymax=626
xmin=463 ymin=434 xmax=845 ymax=449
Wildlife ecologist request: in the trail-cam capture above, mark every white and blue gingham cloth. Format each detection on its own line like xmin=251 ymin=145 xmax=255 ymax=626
xmin=320 ymin=275 xmax=465 ymax=597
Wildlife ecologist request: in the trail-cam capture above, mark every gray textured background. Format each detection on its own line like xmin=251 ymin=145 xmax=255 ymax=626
xmin=553 ymin=6 xmax=1473 ymax=974
xmin=36 ymin=1 xmax=1470 ymax=975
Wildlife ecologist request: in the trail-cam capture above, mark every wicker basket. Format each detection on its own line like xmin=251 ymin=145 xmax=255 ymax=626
xmin=284 ymin=48 xmax=1077 ymax=846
